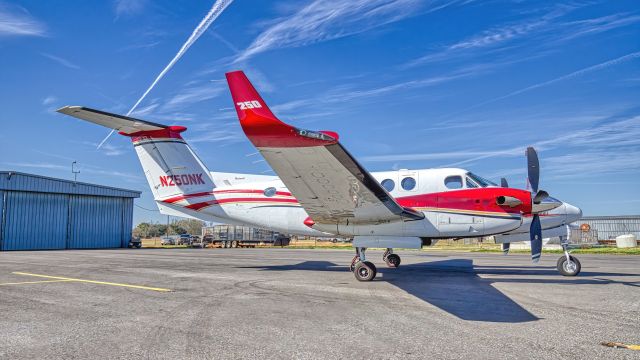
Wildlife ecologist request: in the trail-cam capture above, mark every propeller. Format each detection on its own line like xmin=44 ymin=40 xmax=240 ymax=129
xmin=526 ymin=146 xmax=548 ymax=263
xmin=500 ymin=177 xmax=509 ymax=188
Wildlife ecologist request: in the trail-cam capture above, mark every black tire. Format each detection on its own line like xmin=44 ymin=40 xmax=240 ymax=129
xmin=354 ymin=261 xmax=377 ymax=281
xmin=135 ymin=243 xmax=142 ymax=249
xmin=231 ymin=240 xmax=238 ymax=248
xmin=557 ymin=255 xmax=581 ymax=276
xmin=385 ymin=254 xmax=401 ymax=268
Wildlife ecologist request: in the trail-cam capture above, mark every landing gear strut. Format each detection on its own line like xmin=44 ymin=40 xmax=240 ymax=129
xmin=351 ymin=247 xmax=377 ymax=281
xmin=557 ymin=236 xmax=581 ymax=276
xmin=383 ymin=248 xmax=401 ymax=268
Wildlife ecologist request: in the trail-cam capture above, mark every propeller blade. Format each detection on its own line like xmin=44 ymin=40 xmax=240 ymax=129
xmin=500 ymin=177 xmax=509 ymax=188
xmin=530 ymin=214 xmax=542 ymax=263
xmin=526 ymin=147 xmax=540 ymax=194
xmin=501 ymin=242 xmax=510 ymax=255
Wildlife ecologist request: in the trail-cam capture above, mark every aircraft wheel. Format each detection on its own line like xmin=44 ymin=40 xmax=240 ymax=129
xmin=384 ymin=254 xmax=401 ymax=268
xmin=354 ymin=261 xmax=377 ymax=281
xmin=557 ymin=255 xmax=581 ymax=276
xmin=223 ymin=241 xmax=230 ymax=248
xmin=231 ymin=240 xmax=238 ymax=248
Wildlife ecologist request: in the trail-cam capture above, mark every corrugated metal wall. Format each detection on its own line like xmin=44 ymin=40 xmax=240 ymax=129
xmin=0 ymin=190 xmax=4 ymax=249
xmin=0 ymin=172 xmax=139 ymax=198
xmin=69 ymin=196 xmax=123 ymax=249
xmin=121 ymin=198 xmax=134 ymax=247
xmin=0 ymin=172 xmax=139 ymax=251
xmin=0 ymin=191 xmax=136 ymax=251
xmin=2 ymin=192 xmax=68 ymax=250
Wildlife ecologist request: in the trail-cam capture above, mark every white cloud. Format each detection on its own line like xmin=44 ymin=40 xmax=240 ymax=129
xmin=42 ymin=95 xmax=57 ymax=106
xmin=361 ymin=112 xmax=640 ymax=181
xmin=114 ymin=0 xmax=147 ymax=18
xmin=405 ymin=9 xmax=640 ymax=68
xmin=235 ymin=0 xmax=461 ymax=62
xmin=41 ymin=53 xmax=80 ymax=70
xmin=0 ymin=4 xmax=46 ymax=37
xmin=449 ymin=51 xmax=640 ymax=116
xmin=162 ymin=83 xmax=226 ymax=111
xmin=188 ymin=128 xmax=243 ymax=145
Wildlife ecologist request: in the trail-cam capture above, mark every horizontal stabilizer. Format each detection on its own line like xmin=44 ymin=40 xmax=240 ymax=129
xmin=57 ymin=106 xmax=168 ymax=134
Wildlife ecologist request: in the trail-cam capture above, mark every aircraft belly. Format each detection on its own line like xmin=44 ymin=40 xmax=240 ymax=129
xmin=313 ymin=216 xmax=436 ymax=237
xmin=437 ymin=212 xmax=484 ymax=237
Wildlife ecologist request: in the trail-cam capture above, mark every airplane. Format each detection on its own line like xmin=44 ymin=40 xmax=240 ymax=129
xmin=57 ymin=70 xmax=583 ymax=281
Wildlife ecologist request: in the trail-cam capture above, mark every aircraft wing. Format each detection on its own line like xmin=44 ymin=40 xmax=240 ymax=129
xmin=225 ymin=71 xmax=424 ymax=225
xmin=57 ymin=106 xmax=168 ymax=134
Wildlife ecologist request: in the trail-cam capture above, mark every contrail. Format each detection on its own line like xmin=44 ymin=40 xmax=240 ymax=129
xmin=98 ymin=0 xmax=234 ymax=149
xmin=439 ymin=50 xmax=640 ymax=121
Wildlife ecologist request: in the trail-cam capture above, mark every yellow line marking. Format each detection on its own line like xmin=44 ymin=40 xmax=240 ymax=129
xmin=0 ymin=279 xmax=75 ymax=286
xmin=11 ymin=272 xmax=172 ymax=292
xmin=601 ymin=342 xmax=640 ymax=351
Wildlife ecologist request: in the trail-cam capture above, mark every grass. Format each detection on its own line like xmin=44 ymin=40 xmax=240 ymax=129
xmin=139 ymin=238 xmax=640 ymax=255
xmin=471 ymin=247 xmax=640 ymax=255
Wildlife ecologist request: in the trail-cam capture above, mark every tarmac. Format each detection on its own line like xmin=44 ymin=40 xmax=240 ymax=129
xmin=0 ymin=248 xmax=638 ymax=359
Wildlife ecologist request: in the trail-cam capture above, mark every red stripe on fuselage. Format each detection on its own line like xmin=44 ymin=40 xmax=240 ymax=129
xmin=185 ymin=197 xmax=299 ymax=211
xmin=162 ymin=192 xmax=214 ymax=203
xmin=161 ymin=189 xmax=293 ymax=204
xmin=396 ymin=188 xmax=532 ymax=215
xmin=165 ymin=187 xmax=532 ymax=216
xmin=212 ymin=189 xmax=292 ymax=196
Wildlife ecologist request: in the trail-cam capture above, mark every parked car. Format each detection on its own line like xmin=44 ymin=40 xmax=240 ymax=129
xmin=160 ymin=236 xmax=175 ymax=246
xmin=176 ymin=234 xmax=192 ymax=245
xmin=128 ymin=236 xmax=142 ymax=249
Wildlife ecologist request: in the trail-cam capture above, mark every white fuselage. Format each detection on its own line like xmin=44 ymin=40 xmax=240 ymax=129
xmin=156 ymin=169 xmax=580 ymax=240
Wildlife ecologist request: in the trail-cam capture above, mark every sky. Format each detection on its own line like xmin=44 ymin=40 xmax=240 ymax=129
xmin=0 ymin=0 xmax=639 ymax=225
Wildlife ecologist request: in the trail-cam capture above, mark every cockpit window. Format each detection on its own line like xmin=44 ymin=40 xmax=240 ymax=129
xmin=444 ymin=176 xmax=463 ymax=189
xmin=466 ymin=177 xmax=479 ymax=188
xmin=466 ymin=172 xmax=498 ymax=187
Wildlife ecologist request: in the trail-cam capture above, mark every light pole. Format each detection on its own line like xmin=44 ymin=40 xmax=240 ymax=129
xmin=71 ymin=161 xmax=80 ymax=183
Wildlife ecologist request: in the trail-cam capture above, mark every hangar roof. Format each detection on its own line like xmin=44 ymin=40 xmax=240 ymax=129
xmin=0 ymin=171 xmax=141 ymax=198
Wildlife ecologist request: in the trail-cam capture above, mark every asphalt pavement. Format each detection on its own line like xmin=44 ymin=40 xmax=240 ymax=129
xmin=0 ymin=248 xmax=638 ymax=359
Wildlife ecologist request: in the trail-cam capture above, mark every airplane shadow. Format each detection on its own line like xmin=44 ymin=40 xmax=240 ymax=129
xmin=239 ymin=258 xmax=639 ymax=323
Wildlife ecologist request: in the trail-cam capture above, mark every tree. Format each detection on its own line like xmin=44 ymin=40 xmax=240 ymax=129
xmin=173 ymin=219 xmax=205 ymax=235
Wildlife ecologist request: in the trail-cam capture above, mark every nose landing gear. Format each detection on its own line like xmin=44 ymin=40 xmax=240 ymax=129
xmin=557 ymin=236 xmax=581 ymax=276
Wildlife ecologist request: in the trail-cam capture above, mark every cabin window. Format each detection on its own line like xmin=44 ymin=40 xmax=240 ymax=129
xmin=263 ymin=187 xmax=277 ymax=197
xmin=444 ymin=176 xmax=463 ymax=189
xmin=381 ymin=179 xmax=395 ymax=192
xmin=401 ymin=177 xmax=416 ymax=191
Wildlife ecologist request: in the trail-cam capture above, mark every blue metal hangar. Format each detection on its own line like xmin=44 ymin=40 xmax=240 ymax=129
xmin=0 ymin=171 xmax=140 ymax=251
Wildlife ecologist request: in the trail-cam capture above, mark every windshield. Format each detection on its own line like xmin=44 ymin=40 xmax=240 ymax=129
xmin=466 ymin=172 xmax=498 ymax=187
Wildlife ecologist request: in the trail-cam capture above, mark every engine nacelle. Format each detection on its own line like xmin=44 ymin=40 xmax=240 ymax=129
xmin=496 ymin=196 xmax=523 ymax=207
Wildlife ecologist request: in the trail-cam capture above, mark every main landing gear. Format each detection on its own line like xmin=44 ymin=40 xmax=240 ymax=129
xmin=350 ymin=248 xmax=401 ymax=281
xmin=557 ymin=238 xmax=581 ymax=276
xmin=383 ymin=248 xmax=401 ymax=268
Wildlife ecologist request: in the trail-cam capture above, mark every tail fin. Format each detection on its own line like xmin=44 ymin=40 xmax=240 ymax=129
xmin=225 ymin=70 xmax=338 ymax=148
xmin=57 ymin=106 xmax=215 ymax=201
